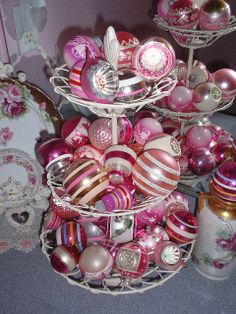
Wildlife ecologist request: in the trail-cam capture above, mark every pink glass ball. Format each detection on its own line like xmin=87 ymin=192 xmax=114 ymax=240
xmin=133 ymin=117 xmax=163 ymax=145
xmin=186 ymin=126 xmax=212 ymax=149
xmin=165 ymin=190 xmax=189 ymax=214
xmin=88 ymin=118 xmax=112 ymax=150
xmin=79 ymin=244 xmax=113 ymax=280
xmin=117 ymin=117 xmax=133 ymax=144
xmin=135 ymin=200 xmax=167 ymax=227
xmin=56 ymin=221 xmax=87 ymax=250
xmin=80 ymin=222 xmax=105 ymax=245
xmin=188 ymin=147 xmax=215 ymax=175
xmin=132 ymin=148 xmax=180 ymax=197
xmin=211 ymin=68 xmax=236 ymax=101
xmin=115 ymin=242 xmax=149 ymax=278
xmin=73 ymin=144 xmax=105 ymax=166
xmin=144 ymin=133 xmax=181 ymax=157
xmin=192 ymin=82 xmax=222 ymax=112
xmin=43 ymin=210 xmax=64 ymax=231
xmin=177 ymin=155 xmax=189 ymax=175
xmin=188 ymin=60 xmax=210 ymax=89
xmin=154 ymin=240 xmax=183 ymax=271
xmin=168 ymin=86 xmax=192 ymax=112
xmin=199 ymin=0 xmax=231 ymax=31
xmin=165 ymin=210 xmax=199 ymax=243
xmin=157 ymin=0 xmax=177 ymax=21
xmin=69 ymin=60 xmax=89 ymax=99
xmin=50 ymin=245 xmax=79 ymax=274
xmin=175 ymin=59 xmax=188 ymax=83
xmin=61 ymin=116 xmax=91 ymax=149
xmin=211 ymin=142 xmax=231 ymax=164
xmin=63 ymin=35 xmax=100 ymax=69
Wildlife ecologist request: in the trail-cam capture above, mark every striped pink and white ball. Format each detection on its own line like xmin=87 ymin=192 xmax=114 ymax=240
xmin=132 ymin=149 xmax=180 ymax=197
xmin=43 ymin=210 xmax=64 ymax=231
xmin=50 ymin=245 xmax=79 ymax=274
xmin=63 ymin=158 xmax=109 ymax=205
xmin=69 ymin=60 xmax=89 ymax=99
xmin=165 ymin=210 xmax=199 ymax=244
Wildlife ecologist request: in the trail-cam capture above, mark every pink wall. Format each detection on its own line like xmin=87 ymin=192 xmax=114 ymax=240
xmin=1 ymin=0 xmax=236 ymax=110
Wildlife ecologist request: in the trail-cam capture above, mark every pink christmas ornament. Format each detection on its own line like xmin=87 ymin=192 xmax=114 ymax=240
xmin=144 ymin=133 xmax=181 ymax=157
xmin=73 ymin=144 xmax=105 ymax=166
xmin=43 ymin=210 xmax=64 ymax=231
xmin=188 ymin=147 xmax=215 ymax=175
xmin=133 ymin=117 xmax=163 ymax=145
xmin=117 ymin=117 xmax=133 ymax=145
xmin=165 ymin=210 xmax=199 ymax=243
xmin=192 ymin=82 xmax=222 ymax=112
xmin=170 ymin=190 xmax=189 ymax=205
xmin=175 ymin=59 xmax=188 ymax=83
xmin=135 ymin=200 xmax=167 ymax=227
xmin=168 ymin=86 xmax=192 ymax=112
xmin=79 ymin=244 xmax=113 ymax=280
xmin=80 ymin=222 xmax=105 ymax=244
xmin=211 ymin=68 xmax=236 ymax=101
xmin=50 ymin=245 xmax=79 ymax=274
xmin=132 ymin=148 xmax=180 ymax=197
xmin=177 ymin=155 xmax=189 ymax=175
xmin=88 ymin=118 xmax=112 ymax=150
xmin=116 ymin=31 xmax=140 ymax=69
xmin=164 ymin=191 xmax=189 ymax=214
xmin=115 ymin=242 xmax=149 ymax=278
xmin=63 ymin=35 xmax=100 ymax=69
xmin=211 ymin=142 xmax=232 ymax=164
xmin=188 ymin=60 xmax=210 ymax=89
xmin=56 ymin=221 xmax=87 ymax=250
xmin=133 ymin=110 xmax=160 ymax=126
xmin=81 ymin=57 xmax=119 ymax=103
xmin=61 ymin=116 xmax=91 ymax=148
xmin=154 ymin=240 xmax=183 ymax=270
xmin=132 ymin=37 xmax=176 ymax=80
xmin=199 ymin=0 xmax=231 ymax=31
xmin=186 ymin=126 xmax=212 ymax=149
xmin=157 ymin=0 xmax=178 ymax=21
xmin=69 ymin=60 xmax=89 ymax=99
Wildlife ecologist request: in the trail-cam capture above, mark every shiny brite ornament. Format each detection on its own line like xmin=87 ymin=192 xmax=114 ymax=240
xmin=132 ymin=37 xmax=176 ymax=80
xmin=192 ymin=82 xmax=222 ymax=112
xmin=133 ymin=117 xmax=163 ymax=146
xmin=186 ymin=126 xmax=212 ymax=149
xmin=175 ymin=59 xmax=188 ymax=83
xmin=88 ymin=118 xmax=112 ymax=150
xmin=132 ymin=148 xmax=180 ymax=197
xmin=211 ymin=142 xmax=232 ymax=164
xmin=61 ymin=116 xmax=91 ymax=148
xmin=73 ymin=144 xmax=104 ymax=166
xmin=69 ymin=60 xmax=89 ymax=99
xmin=63 ymin=158 xmax=109 ymax=205
xmin=50 ymin=245 xmax=79 ymax=274
xmin=144 ymin=133 xmax=181 ymax=157
xmin=188 ymin=60 xmax=210 ymax=89
xmin=199 ymin=0 xmax=231 ymax=31
xmin=165 ymin=210 xmax=199 ymax=243
xmin=81 ymin=222 xmax=105 ymax=244
xmin=56 ymin=221 xmax=87 ymax=250
xmin=168 ymin=86 xmax=192 ymax=112
xmin=164 ymin=190 xmax=189 ymax=214
xmin=115 ymin=242 xmax=149 ymax=278
xmin=63 ymin=35 xmax=100 ymax=69
xmin=188 ymin=147 xmax=215 ymax=176
xmin=154 ymin=240 xmax=182 ymax=271
xmin=116 ymin=31 xmax=140 ymax=69
xmin=43 ymin=210 xmax=64 ymax=231
xmin=104 ymin=144 xmax=137 ymax=185
xmin=211 ymin=68 xmax=236 ymax=101
xmin=177 ymin=155 xmax=189 ymax=175
xmin=135 ymin=200 xmax=167 ymax=227
xmin=157 ymin=0 xmax=178 ymax=21
xmin=79 ymin=244 xmax=113 ymax=280
xmin=117 ymin=117 xmax=133 ymax=145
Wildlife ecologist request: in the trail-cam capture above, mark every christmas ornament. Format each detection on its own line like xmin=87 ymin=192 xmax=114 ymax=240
xmin=157 ymin=0 xmax=177 ymax=21
xmin=79 ymin=244 xmax=113 ymax=280
xmin=164 ymin=191 xmax=189 ymax=214
xmin=73 ymin=144 xmax=105 ymax=166
xmin=50 ymin=245 xmax=79 ymax=273
xmin=188 ymin=147 xmax=215 ymax=175
xmin=186 ymin=126 xmax=212 ymax=148
xmin=63 ymin=35 xmax=100 ymax=68
xmin=117 ymin=117 xmax=133 ymax=145
xmin=63 ymin=158 xmax=109 ymax=205
xmin=56 ymin=220 xmax=87 ymax=250
xmin=81 ymin=57 xmax=119 ymax=103
xmin=80 ymin=222 xmax=105 ymax=244
xmin=144 ymin=133 xmax=181 ymax=157
xmin=115 ymin=68 xmax=151 ymax=102
xmin=199 ymin=0 xmax=231 ymax=31
xmin=168 ymin=86 xmax=192 ymax=112
xmin=109 ymin=215 xmax=134 ymax=243
xmin=88 ymin=118 xmax=112 ymax=150
xmin=43 ymin=210 xmax=64 ymax=231
xmin=103 ymin=26 xmax=120 ymax=71
xmin=133 ymin=110 xmax=160 ymax=125
xmin=104 ymin=144 xmax=137 ymax=185
xmin=211 ymin=68 xmax=236 ymax=101
xmin=133 ymin=117 xmax=163 ymax=145
xmin=188 ymin=60 xmax=210 ymax=89
xmin=135 ymin=200 xmax=167 ymax=227
xmin=192 ymin=82 xmax=222 ymax=112
xmin=165 ymin=210 xmax=199 ymax=243
xmin=132 ymin=148 xmax=180 ymax=197
xmin=115 ymin=242 xmax=149 ymax=278
xmin=177 ymin=155 xmax=189 ymax=175
xmin=154 ymin=240 xmax=183 ymax=270
xmin=132 ymin=37 xmax=176 ymax=80
xmin=61 ymin=116 xmax=91 ymax=148
xmin=175 ymin=59 xmax=188 ymax=83
xmin=69 ymin=60 xmax=89 ymax=99
xmin=211 ymin=142 xmax=232 ymax=164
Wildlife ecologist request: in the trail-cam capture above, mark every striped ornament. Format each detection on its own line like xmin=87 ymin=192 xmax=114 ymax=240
xmin=69 ymin=60 xmax=89 ymax=99
xmin=132 ymin=148 xmax=180 ymax=197
xmin=43 ymin=210 xmax=64 ymax=231
xmin=63 ymin=158 xmax=109 ymax=205
xmin=56 ymin=221 xmax=87 ymax=251
xmin=50 ymin=245 xmax=79 ymax=273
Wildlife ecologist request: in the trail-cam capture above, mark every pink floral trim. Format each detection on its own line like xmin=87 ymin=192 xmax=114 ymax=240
xmin=0 ymin=127 xmax=13 ymax=144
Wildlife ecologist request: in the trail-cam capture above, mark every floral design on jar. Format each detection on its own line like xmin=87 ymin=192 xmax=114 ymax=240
xmin=0 ymin=127 xmax=13 ymax=144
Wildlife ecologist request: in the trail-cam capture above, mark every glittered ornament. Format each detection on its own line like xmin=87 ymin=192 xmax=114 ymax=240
xmin=132 ymin=148 xmax=180 ymax=197
xmin=154 ymin=240 xmax=183 ymax=270
xmin=88 ymin=118 xmax=112 ymax=150
xmin=69 ymin=60 xmax=89 ymax=99
xmin=199 ymin=0 xmax=231 ymax=31
xmin=168 ymin=86 xmax=192 ymax=112
xmin=186 ymin=126 xmax=212 ymax=149
xmin=192 ymin=82 xmax=222 ymax=112
xmin=56 ymin=221 xmax=87 ymax=250
xmin=43 ymin=210 xmax=64 ymax=231
xmin=63 ymin=158 xmax=109 ymax=205
xmin=188 ymin=60 xmax=210 ymax=89
xmin=73 ymin=144 xmax=105 ymax=166
xmin=79 ymin=244 xmax=113 ymax=280
xmin=211 ymin=68 xmax=236 ymax=101
xmin=188 ymin=147 xmax=215 ymax=175
xmin=50 ymin=245 xmax=79 ymax=274
xmin=133 ymin=117 xmax=163 ymax=146
xmin=115 ymin=242 xmax=149 ymax=278
xmin=144 ymin=133 xmax=181 ymax=157
xmin=165 ymin=210 xmax=199 ymax=243
xmin=81 ymin=57 xmax=119 ymax=103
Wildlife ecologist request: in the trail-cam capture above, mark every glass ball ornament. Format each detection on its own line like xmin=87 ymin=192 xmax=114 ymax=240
xmin=157 ymin=0 xmax=178 ymax=21
xmin=117 ymin=117 xmax=133 ymax=145
xmin=135 ymin=200 xmax=167 ymax=227
xmin=79 ymin=243 xmax=113 ymax=280
xmin=188 ymin=60 xmax=210 ymax=89
xmin=186 ymin=126 xmax=212 ymax=149
xmin=88 ymin=118 xmax=112 ymax=150
xmin=175 ymin=59 xmax=188 ymax=83
xmin=188 ymin=147 xmax=215 ymax=176
xmin=50 ymin=245 xmax=79 ymax=274
xmin=165 ymin=210 xmax=199 ymax=243
xmin=73 ymin=144 xmax=105 ymax=166
xmin=177 ymin=155 xmax=189 ymax=175
xmin=192 ymin=82 xmax=222 ymax=112
xmin=80 ymin=222 xmax=105 ymax=245
xmin=211 ymin=142 xmax=232 ymax=164
xmin=43 ymin=210 xmax=64 ymax=231
xmin=199 ymin=0 xmax=231 ymax=31
xmin=168 ymin=86 xmax=193 ymax=112
xmin=144 ymin=133 xmax=181 ymax=157
xmin=154 ymin=240 xmax=183 ymax=271
xmin=211 ymin=68 xmax=236 ymax=101
xmin=133 ymin=117 xmax=163 ymax=146
xmin=164 ymin=191 xmax=189 ymax=214
xmin=69 ymin=60 xmax=89 ymax=99
xmin=115 ymin=242 xmax=149 ymax=278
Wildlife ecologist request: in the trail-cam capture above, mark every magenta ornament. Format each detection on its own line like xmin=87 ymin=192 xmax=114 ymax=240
xmin=69 ymin=60 xmax=89 ymax=99
xmin=192 ymin=82 xmax=222 ymax=112
xmin=177 ymin=155 xmax=189 ymax=175
xmin=186 ymin=126 xmax=212 ymax=149
xmin=133 ymin=117 xmax=163 ymax=145
xmin=117 ymin=117 xmax=133 ymax=144
xmin=175 ymin=59 xmax=188 ymax=83
xmin=168 ymin=86 xmax=192 ymax=112
xmin=188 ymin=147 xmax=215 ymax=175
xmin=157 ymin=0 xmax=177 ymax=21
xmin=56 ymin=221 xmax=87 ymax=250
xmin=73 ymin=144 xmax=105 ymax=166
xmin=43 ymin=210 xmax=64 ymax=231
xmin=50 ymin=245 xmax=79 ymax=274
xmin=211 ymin=68 xmax=236 ymax=101
xmin=154 ymin=240 xmax=183 ymax=271
xmin=88 ymin=118 xmax=112 ymax=150
xmin=135 ymin=200 xmax=167 ymax=227
xmin=211 ymin=142 xmax=231 ymax=164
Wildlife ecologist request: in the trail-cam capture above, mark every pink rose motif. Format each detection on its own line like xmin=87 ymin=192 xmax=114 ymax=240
xmin=0 ymin=88 xmax=8 ymax=105
xmin=212 ymin=260 xmax=225 ymax=269
xmin=2 ymin=101 xmax=26 ymax=117
xmin=29 ymin=176 xmax=36 ymax=185
xmin=0 ymin=127 xmax=13 ymax=144
xmin=7 ymin=83 xmax=23 ymax=102
xmin=26 ymin=165 xmax=34 ymax=173
xmin=5 ymin=154 xmax=15 ymax=162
